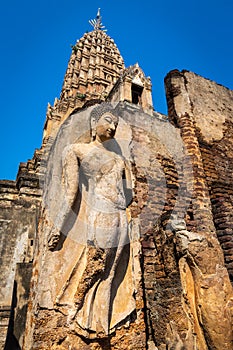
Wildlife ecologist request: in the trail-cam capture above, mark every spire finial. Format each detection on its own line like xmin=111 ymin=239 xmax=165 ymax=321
xmin=89 ymin=8 xmax=107 ymax=31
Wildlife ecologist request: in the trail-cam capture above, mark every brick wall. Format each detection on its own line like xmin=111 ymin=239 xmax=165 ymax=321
xmin=165 ymin=70 xmax=233 ymax=279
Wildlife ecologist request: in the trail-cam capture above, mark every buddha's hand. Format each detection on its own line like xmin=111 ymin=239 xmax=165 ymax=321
xmin=48 ymin=227 xmax=60 ymax=251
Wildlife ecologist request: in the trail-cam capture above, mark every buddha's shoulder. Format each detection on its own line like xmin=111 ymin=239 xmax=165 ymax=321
xmin=64 ymin=142 xmax=92 ymax=156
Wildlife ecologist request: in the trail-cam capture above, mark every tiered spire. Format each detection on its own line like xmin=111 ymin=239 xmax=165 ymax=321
xmin=49 ymin=10 xmax=125 ymax=117
xmin=42 ymin=9 xmax=153 ymax=144
xmin=42 ymin=9 xmax=125 ymax=143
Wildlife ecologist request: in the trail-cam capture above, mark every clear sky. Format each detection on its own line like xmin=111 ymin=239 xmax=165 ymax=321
xmin=0 ymin=0 xmax=232 ymax=180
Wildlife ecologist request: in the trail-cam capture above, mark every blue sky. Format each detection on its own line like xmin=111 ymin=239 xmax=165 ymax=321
xmin=0 ymin=0 xmax=232 ymax=180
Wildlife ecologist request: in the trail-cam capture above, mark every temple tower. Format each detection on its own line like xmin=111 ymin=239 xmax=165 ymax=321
xmin=43 ymin=9 xmax=153 ymax=144
xmin=43 ymin=10 xmax=124 ymax=142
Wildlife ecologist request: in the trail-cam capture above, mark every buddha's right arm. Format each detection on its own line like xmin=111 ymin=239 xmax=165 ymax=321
xmin=47 ymin=145 xmax=79 ymax=250
xmin=62 ymin=145 xmax=79 ymax=207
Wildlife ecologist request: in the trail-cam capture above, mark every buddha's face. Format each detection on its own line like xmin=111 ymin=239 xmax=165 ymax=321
xmin=95 ymin=113 xmax=118 ymax=142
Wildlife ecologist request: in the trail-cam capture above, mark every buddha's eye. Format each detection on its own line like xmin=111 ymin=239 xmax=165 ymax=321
xmin=104 ymin=116 xmax=113 ymax=123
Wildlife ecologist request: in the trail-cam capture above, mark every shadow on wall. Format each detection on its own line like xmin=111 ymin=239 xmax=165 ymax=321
xmin=4 ymin=281 xmax=21 ymax=350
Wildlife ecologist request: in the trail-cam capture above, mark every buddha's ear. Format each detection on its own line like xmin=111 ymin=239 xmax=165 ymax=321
xmin=90 ymin=116 xmax=97 ymax=127
xmin=90 ymin=116 xmax=97 ymax=140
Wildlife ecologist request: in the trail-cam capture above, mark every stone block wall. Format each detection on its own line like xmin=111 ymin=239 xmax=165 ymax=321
xmin=0 ymin=163 xmax=41 ymax=348
xmin=0 ymin=306 xmax=11 ymax=349
xmin=3 ymin=263 xmax=33 ymax=350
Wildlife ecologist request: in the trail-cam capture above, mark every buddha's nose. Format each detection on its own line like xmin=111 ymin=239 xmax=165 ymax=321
xmin=110 ymin=122 xmax=116 ymax=130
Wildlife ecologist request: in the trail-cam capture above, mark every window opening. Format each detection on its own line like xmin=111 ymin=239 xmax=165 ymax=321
xmin=131 ymin=84 xmax=143 ymax=105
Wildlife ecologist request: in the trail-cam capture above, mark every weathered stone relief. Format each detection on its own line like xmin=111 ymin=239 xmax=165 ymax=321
xmin=21 ymin=94 xmax=233 ymax=350
xmin=30 ymin=103 xmax=142 ymax=344
xmin=170 ymin=215 xmax=233 ymax=350
xmin=25 ymin=102 xmax=191 ymax=349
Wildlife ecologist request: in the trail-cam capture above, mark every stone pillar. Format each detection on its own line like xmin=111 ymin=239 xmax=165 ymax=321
xmin=165 ymin=69 xmax=233 ymax=350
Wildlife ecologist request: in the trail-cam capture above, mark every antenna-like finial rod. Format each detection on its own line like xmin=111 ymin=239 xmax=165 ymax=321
xmin=97 ymin=8 xmax=101 ymax=19
xmin=89 ymin=8 xmax=107 ymax=31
